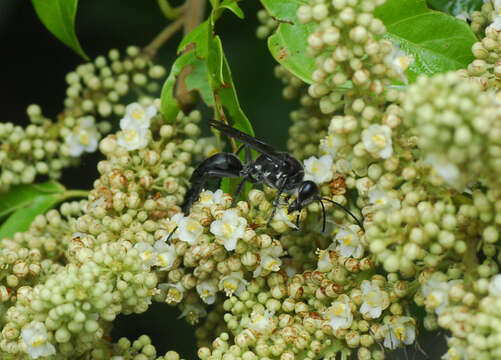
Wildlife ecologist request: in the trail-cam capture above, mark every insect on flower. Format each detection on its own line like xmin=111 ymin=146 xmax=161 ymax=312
xmin=182 ymin=120 xmax=364 ymax=232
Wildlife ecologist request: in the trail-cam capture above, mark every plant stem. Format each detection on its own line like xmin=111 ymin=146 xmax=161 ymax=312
xmin=60 ymin=190 xmax=89 ymax=201
xmin=157 ymin=0 xmax=185 ymax=19
xmin=143 ymin=16 xmax=186 ymax=59
xmin=175 ymin=0 xmax=207 ymax=110
xmin=463 ymin=235 xmax=479 ymax=289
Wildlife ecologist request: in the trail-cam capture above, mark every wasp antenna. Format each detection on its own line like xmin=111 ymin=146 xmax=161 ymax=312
xmin=320 ymin=197 xmax=365 ymax=231
xmin=166 ymin=226 xmax=178 ymax=243
xmin=317 ymin=198 xmax=327 ymax=233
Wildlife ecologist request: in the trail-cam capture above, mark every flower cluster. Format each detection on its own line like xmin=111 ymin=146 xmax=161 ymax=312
xmin=0 ymin=46 xmax=167 ymax=192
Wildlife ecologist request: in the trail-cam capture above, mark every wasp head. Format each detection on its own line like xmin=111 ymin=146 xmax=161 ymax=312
xmin=288 ymin=180 xmax=319 ymax=213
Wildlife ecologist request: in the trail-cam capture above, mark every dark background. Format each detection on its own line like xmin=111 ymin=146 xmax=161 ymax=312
xmin=0 ymin=1 xmax=445 ymax=358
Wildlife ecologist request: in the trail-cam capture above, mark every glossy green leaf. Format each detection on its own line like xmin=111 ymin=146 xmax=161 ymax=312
xmin=260 ymin=0 xmax=308 ymax=23
xmin=427 ymin=0 xmax=483 ymax=16
xmin=262 ymin=0 xmax=316 ymax=84
xmin=31 ymin=0 xmax=89 ymax=60
xmin=375 ymin=0 xmax=476 ymax=81
xmin=0 ymin=182 xmax=87 ymax=240
xmin=177 ymin=20 xmax=210 ymax=57
xmin=268 ymin=22 xmax=316 ymax=84
xmin=160 ymin=51 xmax=198 ymax=120
xmin=220 ymin=0 xmax=245 ymax=19
xmin=0 ymin=181 xmax=64 ymax=220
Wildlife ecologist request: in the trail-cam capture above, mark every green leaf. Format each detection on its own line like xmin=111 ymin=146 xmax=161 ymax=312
xmin=260 ymin=0 xmax=308 ymax=23
xmin=177 ymin=20 xmax=210 ymax=57
xmin=427 ymin=0 xmax=483 ymax=16
xmin=261 ymin=0 xmax=316 ymax=84
xmin=268 ymin=22 xmax=316 ymax=84
xmin=220 ymin=0 xmax=245 ymax=19
xmin=31 ymin=0 xmax=89 ymax=60
xmin=0 ymin=181 xmax=78 ymax=240
xmin=0 ymin=181 xmax=64 ymax=220
xmin=375 ymin=0 xmax=476 ymax=82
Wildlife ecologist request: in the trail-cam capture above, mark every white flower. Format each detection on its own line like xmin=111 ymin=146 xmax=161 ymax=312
xmin=491 ymin=0 xmax=501 ymax=30
xmin=196 ymin=279 xmax=218 ymax=304
xmin=253 ymin=240 xmax=284 ymax=277
xmin=421 ymin=279 xmax=451 ymax=315
xmin=177 ymin=217 xmax=203 ymax=245
xmin=65 ymin=116 xmax=99 ymax=157
xmin=320 ymin=134 xmax=345 ymax=157
xmin=210 ymin=209 xmax=247 ymax=251
xmin=248 ymin=309 xmax=276 ymax=335
xmin=384 ymin=46 xmax=413 ymax=84
xmin=153 ymin=240 xmax=177 ymax=271
xmin=21 ymin=321 xmax=56 ymax=359
xmin=158 ymin=283 xmax=184 ymax=304
xmin=134 ymin=242 xmax=156 ymax=270
xmin=360 ymin=280 xmax=389 ymax=319
xmin=381 ymin=316 xmax=416 ymax=350
xmin=424 ymin=154 xmax=462 ymax=189
xmin=304 ymin=155 xmax=334 ymax=184
xmin=325 ymin=295 xmax=353 ymax=330
xmin=198 ymin=189 xmax=226 ymax=207
xmin=120 ymin=102 xmax=156 ymax=131
xmin=219 ymin=271 xmax=248 ymax=297
xmin=273 ymin=207 xmax=298 ymax=229
xmin=317 ymin=248 xmax=334 ymax=272
xmin=362 ymin=124 xmax=393 ymax=159
xmin=177 ymin=304 xmax=208 ymax=322
xmin=335 ymin=225 xmax=364 ymax=259
xmin=442 ymin=345 xmax=467 ymax=360
xmin=368 ymin=185 xmax=400 ymax=213
xmin=117 ymin=128 xmax=149 ymax=151
xmin=489 ymin=274 xmax=501 ymax=296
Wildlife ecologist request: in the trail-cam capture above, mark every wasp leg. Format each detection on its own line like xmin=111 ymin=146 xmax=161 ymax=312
xmin=231 ymin=145 xmax=253 ymax=206
xmin=266 ymin=180 xmax=287 ymax=227
xmin=182 ymin=169 xmax=242 ymax=214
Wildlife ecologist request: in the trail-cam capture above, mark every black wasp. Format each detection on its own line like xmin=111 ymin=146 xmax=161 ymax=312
xmin=181 ymin=120 xmax=364 ymax=232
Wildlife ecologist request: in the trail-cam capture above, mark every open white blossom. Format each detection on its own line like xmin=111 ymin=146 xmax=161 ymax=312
xmin=197 ymin=279 xmax=218 ymax=304
xmin=381 ymin=316 xmax=416 ymax=350
xmin=218 ymin=271 xmax=248 ymax=297
xmin=65 ymin=116 xmax=99 ymax=157
xmin=21 ymin=321 xmax=56 ymax=359
xmin=491 ymin=0 xmax=501 ymax=30
xmin=178 ymin=304 xmax=208 ymax=321
xmin=425 ymin=154 xmax=462 ymax=189
xmin=325 ymin=295 xmax=353 ymax=330
xmin=362 ymin=124 xmax=393 ymax=159
xmin=198 ymin=189 xmax=226 ymax=207
xmin=489 ymin=274 xmax=501 ymax=296
xmin=153 ymin=240 xmax=177 ymax=271
xmin=177 ymin=217 xmax=203 ymax=245
xmin=253 ymin=240 xmax=284 ymax=277
xmin=317 ymin=248 xmax=334 ymax=272
xmin=304 ymin=154 xmax=334 ymax=183
xmin=335 ymin=225 xmax=364 ymax=258
xmin=117 ymin=128 xmax=149 ymax=151
xmin=210 ymin=209 xmax=247 ymax=251
xmin=442 ymin=345 xmax=467 ymax=360
xmin=320 ymin=134 xmax=345 ymax=157
xmin=248 ymin=309 xmax=276 ymax=335
xmin=273 ymin=206 xmax=298 ymax=229
xmin=384 ymin=46 xmax=413 ymax=84
xmin=159 ymin=283 xmax=184 ymax=304
xmin=368 ymin=185 xmax=400 ymax=213
xmin=360 ymin=280 xmax=389 ymax=319
xmin=134 ymin=242 xmax=156 ymax=270
xmin=120 ymin=102 xmax=156 ymax=131
xmin=421 ymin=279 xmax=453 ymax=315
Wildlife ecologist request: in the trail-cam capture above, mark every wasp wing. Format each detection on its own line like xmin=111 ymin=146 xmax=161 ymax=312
xmin=210 ymin=120 xmax=283 ymax=161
